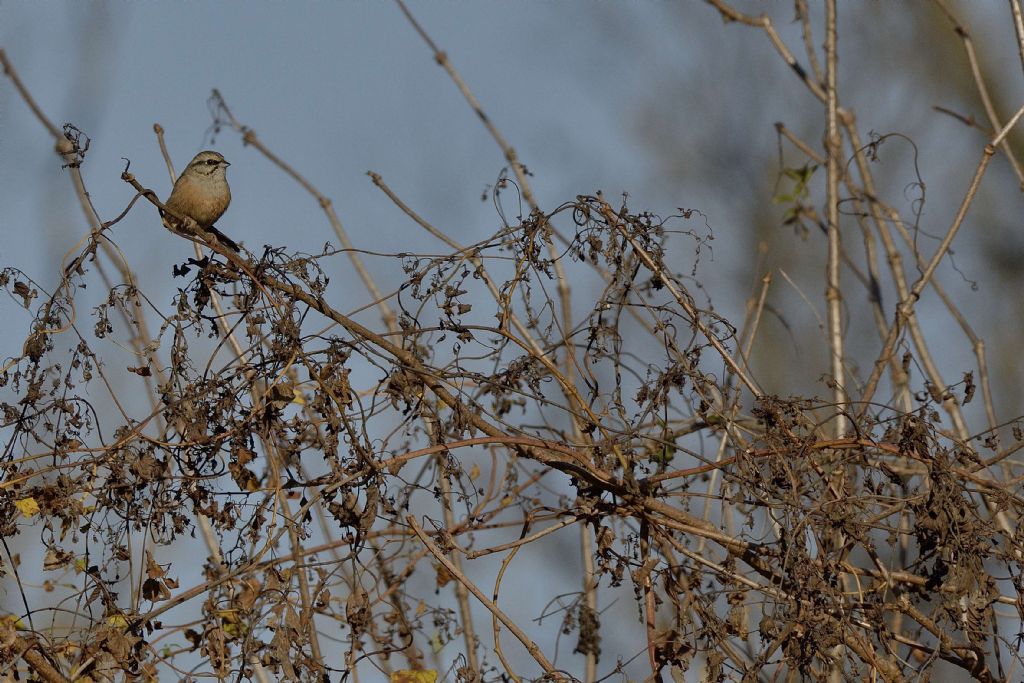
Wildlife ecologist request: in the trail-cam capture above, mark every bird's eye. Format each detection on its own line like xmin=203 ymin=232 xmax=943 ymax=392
xmin=207 ymin=159 xmax=218 ymax=165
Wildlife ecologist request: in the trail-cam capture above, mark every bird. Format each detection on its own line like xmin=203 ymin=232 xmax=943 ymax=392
xmin=163 ymin=150 xmax=239 ymax=251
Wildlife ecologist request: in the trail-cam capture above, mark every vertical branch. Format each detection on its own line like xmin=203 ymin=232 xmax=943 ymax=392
xmin=579 ymin=525 xmax=598 ymax=683
xmin=824 ymin=0 xmax=847 ymax=438
xmin=856 ymin=139 xmax=998 ymax=415
xmin=936 ymin=3 xmax=1024 ymax=185
xmin=824 ymin=9 xmax=850 ymax=676
xmin=428 ymin=416 xmax=481 ymax=679
xmin=1010 ymin=0 xmax=1024 ymax=78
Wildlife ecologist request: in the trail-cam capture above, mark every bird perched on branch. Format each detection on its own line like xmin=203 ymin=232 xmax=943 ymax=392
xmin=163 ymin=150 xmax=239 ymax=251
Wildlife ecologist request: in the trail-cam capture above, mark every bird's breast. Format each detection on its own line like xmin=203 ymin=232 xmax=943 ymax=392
xmin=166 ymin=175 xmax=231 ymax=228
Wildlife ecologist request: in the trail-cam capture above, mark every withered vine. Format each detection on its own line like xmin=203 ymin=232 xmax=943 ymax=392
xmin=3 ymin=2 xmax=1024 ymax=683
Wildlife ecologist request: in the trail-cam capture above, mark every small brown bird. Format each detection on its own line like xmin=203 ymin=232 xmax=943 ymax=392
xmin=164 ymin=150 xmax=239 ymax=251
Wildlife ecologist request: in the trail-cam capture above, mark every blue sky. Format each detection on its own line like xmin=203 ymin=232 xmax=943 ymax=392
xmin=2 ymin=3 xmax=677 ymax=273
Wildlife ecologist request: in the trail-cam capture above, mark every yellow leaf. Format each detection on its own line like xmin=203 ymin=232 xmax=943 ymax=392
xmin=106 ymin=614 xmax=129 ymax=629
xmin=391 ymin=670 xmax=438 ymax=683
xmin=223 ymin=621 xmax=245 ymax=638
xmin=14 ymin=497 xmax=39 ymax=518
xmin=0 ymin=614 xmax=26 ymax=629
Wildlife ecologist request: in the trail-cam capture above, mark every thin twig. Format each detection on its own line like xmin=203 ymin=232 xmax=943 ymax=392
xmin=406 ymin=514 xmax=565 ymax=681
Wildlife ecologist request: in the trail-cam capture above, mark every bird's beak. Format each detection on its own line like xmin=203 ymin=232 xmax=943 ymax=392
xmin=222 ymin=161 xmax=231 ymax=167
